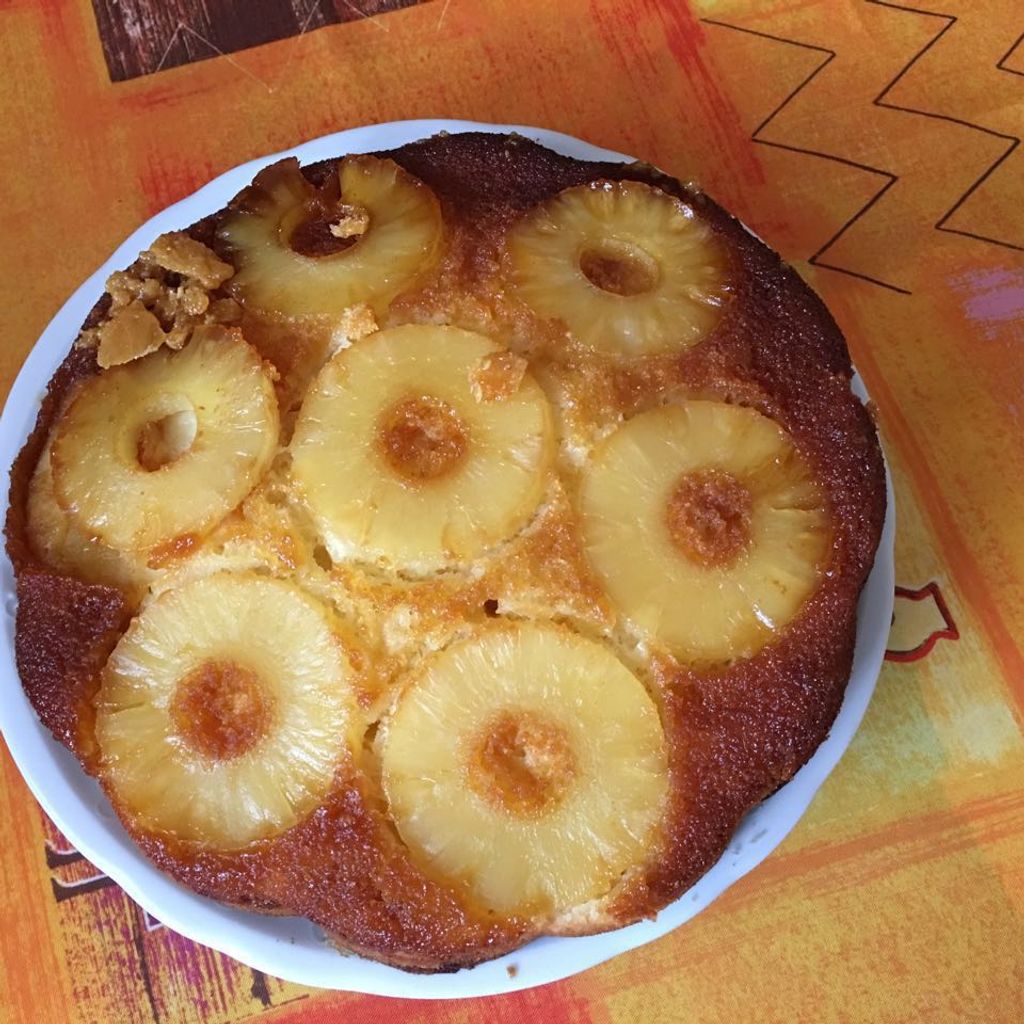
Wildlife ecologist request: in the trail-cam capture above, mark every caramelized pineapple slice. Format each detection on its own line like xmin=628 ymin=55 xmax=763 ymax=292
xmin=508 ymin=180 xmax=728 ymax=355
xmin=579 ymin=400 xmax=831 ymax=663
xmin=95 ymin=573 xmax=358 ymax=847
xmin=290 ymin=324 xmax=554 ymax=571
xmin=219 ymin=155 xmax=443 ymax=320
xmin=26 ymin=442 xmax=155 ymax=600
xmin=379 ymin=623 xmax=668 ymax=914
xmin=50 ymin=327 xmax=278 ymax=552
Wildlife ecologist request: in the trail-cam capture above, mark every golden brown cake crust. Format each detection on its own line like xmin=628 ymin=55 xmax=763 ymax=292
xmin=5 ymin=132 xmax=886 ymax=971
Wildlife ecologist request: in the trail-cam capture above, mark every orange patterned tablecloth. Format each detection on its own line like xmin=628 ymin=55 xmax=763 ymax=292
xmin=2 ymin=1 xmax=1023 ymax=1020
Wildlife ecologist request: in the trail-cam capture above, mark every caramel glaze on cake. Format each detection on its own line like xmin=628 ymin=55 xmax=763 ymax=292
xmin=5 ymin=133 xmax=886 ymax=971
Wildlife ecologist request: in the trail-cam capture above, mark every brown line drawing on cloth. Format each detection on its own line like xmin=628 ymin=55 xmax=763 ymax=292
xmin=90 ymin=0 xmax=431 ymax=82
xmin=250 ymin=970 xmax=273 ymax=1008
xmin=126 ymin=902 xmax=162 ymax=1023
xmin=702 ymin=19 xmax=912 ymax=295
xmin=868 ymin=1 xmax=1024 ymax=253
xmin=41 ymin=813 xmax=117 ymax=900
xmin=886 ymin=581 xmax=959 ymax=662
xmin=51 ymin=872 xmax=119 ymax=902
xmin=44 ymin=842 xmax=85 ymax=869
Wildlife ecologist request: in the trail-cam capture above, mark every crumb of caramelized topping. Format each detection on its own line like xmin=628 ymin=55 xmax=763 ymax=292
xmin=105 ymin=270 xmax=163 ymax=308
xmin=337 ymin=303 xmax=378 ymax=343
xmin=329 ymin=204 xmax=370 ymax=240
xmin=470 ymin=350 xmax=529 ymax=402
xmin=96 ymin=300 xmax=167 ymax=368
xmin=208 ymin=297 xmax=243 ymax=323
xmin=145 ymin=231 xmax=234 ymax=290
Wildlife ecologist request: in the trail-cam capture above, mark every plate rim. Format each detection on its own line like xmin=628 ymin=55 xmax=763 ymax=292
xmin=0 ymin=118 xmax=896 ymax=999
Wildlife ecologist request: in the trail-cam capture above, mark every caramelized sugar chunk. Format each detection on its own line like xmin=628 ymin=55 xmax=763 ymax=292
xmin=90 ymin=233 xmax=239 ymax=367
xmin=145 ymin=231 xmax=234 ymax=290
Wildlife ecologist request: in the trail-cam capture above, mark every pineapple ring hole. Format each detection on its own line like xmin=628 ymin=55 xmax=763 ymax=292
xmin=281 ymin=200 xmax=368 ymax=258
xmin=136 ymin=404 xmax=198 ymax=472
xmin=579 ymin=240 xmax=660 ymax=296
xmin=376 ymin=395 xmax=469 ymax=483
xmin=468 ymin=709 xmax=578 ymax=817
xmin=170 ymin=659 xmax=276 ymax=761
xmin=666 ymin=468 xmax=753 ymax=569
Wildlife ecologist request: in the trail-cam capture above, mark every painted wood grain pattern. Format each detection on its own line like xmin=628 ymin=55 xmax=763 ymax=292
xmin=90 ymin=0 xmax=429 ymax=81
xmin=35 ymin=811 xmax=310 ymax=1023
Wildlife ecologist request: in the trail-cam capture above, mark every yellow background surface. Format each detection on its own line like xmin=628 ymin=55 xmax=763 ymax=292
xmin=1 ymin=1 xmax=1022 ymax=1020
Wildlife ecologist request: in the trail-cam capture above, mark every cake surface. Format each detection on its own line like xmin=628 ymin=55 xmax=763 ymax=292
xmin=5 ymin=131 xmax=886 ymax=972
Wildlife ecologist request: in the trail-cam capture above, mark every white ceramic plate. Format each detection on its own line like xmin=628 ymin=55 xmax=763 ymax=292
xmin=0 ymin=120 xmax=895 ymax=998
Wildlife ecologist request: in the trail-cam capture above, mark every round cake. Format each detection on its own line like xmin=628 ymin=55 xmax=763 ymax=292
xmin=5 ymin=132 xmax=886 ymax=972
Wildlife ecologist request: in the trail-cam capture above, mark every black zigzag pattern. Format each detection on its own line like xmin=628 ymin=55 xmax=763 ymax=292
xmin=869 ymin=0 xmax=1023 ymax=254
xmin=702 ymin=18 xmax=910 ymax=294
xmin=997 ymin=30 xmax=1024 ymax=75
xmin=705 ymin=4 xmax=1024 ymax=295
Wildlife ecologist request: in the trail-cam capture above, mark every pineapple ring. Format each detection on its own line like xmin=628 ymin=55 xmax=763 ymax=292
xmin=219 ymin=155 xmax=444 ymax=320
xmin=579 ymin=401 xmax=831 ymax=664
xmin=50 ymin=328 xmax=279 ymax=553
xmin=379 ymin=623 xmax=669 ymax=915
xmin=95 ymin=573 xmax=359 ymax=848
xmin=26 ymin=442 xmax=156 ymax=602
xmin=507 ymin=180 xmax=728 ymax=355
xmin=290 ymin=324 xmax=554 ymax=571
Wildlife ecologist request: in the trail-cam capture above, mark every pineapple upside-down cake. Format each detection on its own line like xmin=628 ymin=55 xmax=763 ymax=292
xmin=6 ymin=133 xmax=885 ymax=971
